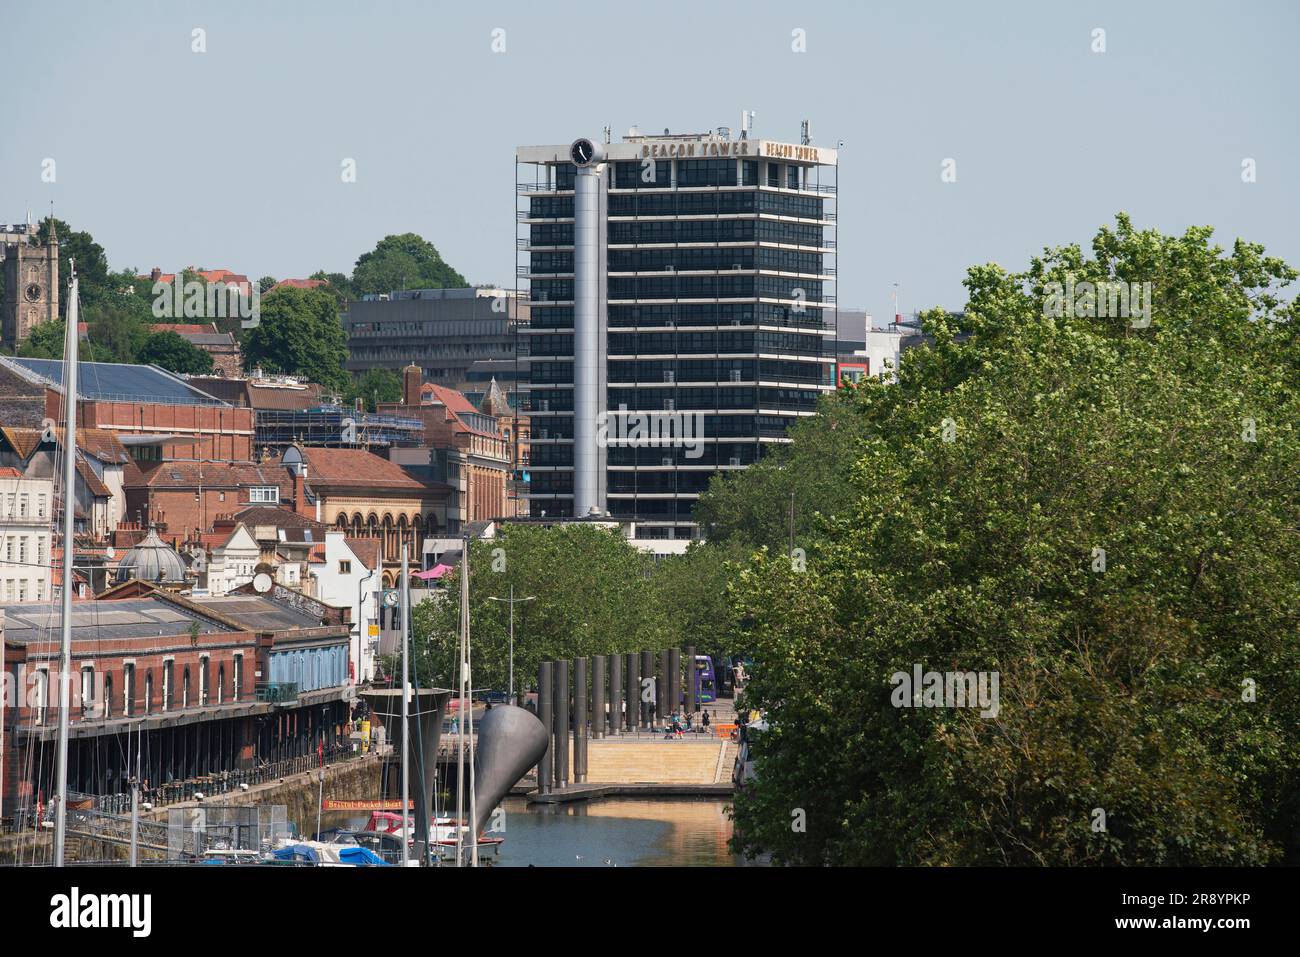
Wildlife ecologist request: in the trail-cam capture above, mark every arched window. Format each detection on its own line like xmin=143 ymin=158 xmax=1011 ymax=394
xmin=144 ymin=671 xmax=154 ymax=714
xmin=218 ymin=664 xmax=225 ymax=704
xmin=104 ymin=673 xmax=114 ymax=719
xmin=182 ymin=667 xmax=190 ymax=709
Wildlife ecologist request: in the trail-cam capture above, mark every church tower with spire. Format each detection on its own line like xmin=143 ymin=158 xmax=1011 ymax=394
xmin=1 ymin=216 xmax=60 ymax=349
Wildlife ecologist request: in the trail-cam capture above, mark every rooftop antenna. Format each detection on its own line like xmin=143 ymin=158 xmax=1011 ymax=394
xmin=602 ymin=125 xmax=611 ymax=144
xmin=800 ymin=119 xmax=811 ymax=146
xmin=740 ymin=110 xmax=754 ymax=140
xmin=893 ymin=283 xmax=903 ymax=327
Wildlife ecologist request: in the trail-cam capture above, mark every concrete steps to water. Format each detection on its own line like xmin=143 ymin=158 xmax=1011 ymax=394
xmin=585 ymin=740 xmax=725 ymax=785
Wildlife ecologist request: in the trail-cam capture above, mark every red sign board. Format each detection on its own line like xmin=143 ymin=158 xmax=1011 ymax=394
xmin=322 ymin=799 xmax=414 ymax=811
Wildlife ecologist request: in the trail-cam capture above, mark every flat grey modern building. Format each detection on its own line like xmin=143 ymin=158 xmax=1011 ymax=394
xmin=344 ymin=286 xmax=529 ymax=406
xmin=517 ymin=122 xmax=838 ymax=537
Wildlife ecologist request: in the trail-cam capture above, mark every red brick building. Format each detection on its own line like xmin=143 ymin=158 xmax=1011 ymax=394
xmin=123 ymin=461 xmax=294 ymax=545
xmin=277 ymin=444 xmax=451 ymax=586
xmin=1 ymin=584 xmax=352 ymax=817
xmin=379 ymin=365 xmax=512 ymax=525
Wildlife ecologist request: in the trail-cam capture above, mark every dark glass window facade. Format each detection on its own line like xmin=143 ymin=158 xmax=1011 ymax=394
xmin=614 ymin=160 xmax=671 ymax=188
xmin=523 ymin=147 xmax=835 ymax=532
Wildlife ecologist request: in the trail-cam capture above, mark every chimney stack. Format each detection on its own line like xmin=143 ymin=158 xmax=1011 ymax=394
xmin=402 ymin=363 xmax=422 ymax=407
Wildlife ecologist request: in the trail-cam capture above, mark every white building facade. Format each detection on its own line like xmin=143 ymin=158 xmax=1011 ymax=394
xmin=308 ymin=530 xmax=380 ymax=683
xmin=201 ymin=524 xmax=261 ymax=595
xmin=0 ymin=472 xmax=53 ymax=602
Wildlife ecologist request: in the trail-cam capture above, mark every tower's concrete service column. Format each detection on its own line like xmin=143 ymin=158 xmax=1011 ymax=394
xmin=572 ymin=137 xmax=607 ymax=517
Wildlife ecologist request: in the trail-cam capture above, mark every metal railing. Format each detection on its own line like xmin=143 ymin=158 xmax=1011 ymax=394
xmin=3 ymin=745 xmax=362 ymax=833
xmin=518 ymin=182 xmax=571 ymax=194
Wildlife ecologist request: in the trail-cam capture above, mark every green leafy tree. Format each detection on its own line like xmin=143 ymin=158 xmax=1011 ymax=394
xmin=650 ymin=541 xmax=750 ymax=665
xmin=110 ymin=269 xmax=161 ymax=323
xmin=402 ymin=525 xmax=666 ymax=693
xmin=241 ymin=286 xmax=348 ymax=392
xmin=351 ymin=234 xmax=466 ymax=297
xmin=345 ymin=367 xmax=402 ymax=411
xmin=35 ymin=217 xmax=112 ymax=316
xmin=721 ymin=215 xmax=1300 ymax=866
xmin=15 ymin=319 xmax=114 ymax=362
xmin=83 ymin=300 xmax=151 ymax=363
xmin=137 ymin=331 xmax=214 ymax=375
xmin=310 ymin=271 xmax=354 ymax=305
xmin=695 ymin=394 xmax=866 ymax=551
xmin=258 ymin=276 xmax=277 ymax=294
xmin=16 ymin=320 xmax=70 ymax=359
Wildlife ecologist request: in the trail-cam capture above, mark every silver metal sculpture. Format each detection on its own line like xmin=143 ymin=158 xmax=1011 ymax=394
xmin=473 ymin=704 xmax=549 ymax=836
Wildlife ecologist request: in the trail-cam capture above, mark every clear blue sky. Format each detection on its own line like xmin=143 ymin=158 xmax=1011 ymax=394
xmin=3 ymin=0 xmax=1296 ymax=325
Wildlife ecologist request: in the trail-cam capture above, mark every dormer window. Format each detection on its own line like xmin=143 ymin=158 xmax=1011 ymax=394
xmin=248 ymin=486 xmax=279 ymax=503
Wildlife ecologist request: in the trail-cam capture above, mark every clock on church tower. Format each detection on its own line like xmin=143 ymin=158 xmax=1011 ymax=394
xmin=1 ymin=222 xmax=59 ymax=350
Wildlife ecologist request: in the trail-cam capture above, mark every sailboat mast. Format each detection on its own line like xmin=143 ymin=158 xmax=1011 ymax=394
xmin=400 ymin=544 xmax=410 ymax=867
xmin=54 ymin=261 xmax=79 ymax=866
xmin=130 ymin=721 xmax=140 ymax=867
xmin=455 ymin=536 xmax=466 ymax=865
xmin=464 ymin=533 xmax=477 ymax=867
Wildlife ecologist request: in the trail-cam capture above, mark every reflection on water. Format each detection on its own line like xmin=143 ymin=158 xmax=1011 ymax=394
xmin=297 ymin=790 xmax=738 ymax=868
xmin=301 ymin=797 xmax=738 ymax=867
xmin=495 ymin=797 xmax=736 ymax=868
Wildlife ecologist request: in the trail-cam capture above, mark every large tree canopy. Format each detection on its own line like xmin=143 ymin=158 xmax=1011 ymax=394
xmin=405 ymin=524 xmax=668 ymax=694
xmin=345 ymin=367 xmax=402 ymax=411
xmin=715 ymin=215 xmax=1300 ymax=866
xmin=241 ymin=286 xmax=349 ymax=392
xmin=351 ymin=233 xmax=466 ymax=297
xmin=36 ymin=216 xmax=111 ymax=316
xmin=137 ymin=330 xmax=214 ymax=375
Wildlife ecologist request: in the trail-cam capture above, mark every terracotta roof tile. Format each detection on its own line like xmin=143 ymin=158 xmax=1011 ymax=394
xmin=0 ymin=427 xmax=130 ymax=464
xmin=344 ymin=537 xmax=381 ymax=570
xmin=270 ymin=278 xmax=329 ymax=292
xmin=75 ymin=456 xmax=111 ymax=497
xmin=127 ymin=461 xmax=292 ymax=493
xmin=225 ymin=504 xmax=327 ymax=529
xmin=274 ymin=448 xmax=426 ymax=490
xmin=150 ymin=323 xmax=213 ymax=335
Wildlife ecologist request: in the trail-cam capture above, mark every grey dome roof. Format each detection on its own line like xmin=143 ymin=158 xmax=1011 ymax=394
xmin=113 ymin=528 xmax=188 ymax=584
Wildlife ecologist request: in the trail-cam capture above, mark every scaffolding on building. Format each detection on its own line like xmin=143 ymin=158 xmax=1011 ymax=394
xmin=255 ymin=406 xmax=424 ymax=452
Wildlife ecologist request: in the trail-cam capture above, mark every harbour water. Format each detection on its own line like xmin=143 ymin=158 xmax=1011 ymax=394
xmin=304 ymin=796 xmax=738 ymax=867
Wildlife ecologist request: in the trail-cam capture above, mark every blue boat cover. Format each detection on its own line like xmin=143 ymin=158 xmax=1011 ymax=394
xmin=338 ymin=845 xmax=389 ymax=866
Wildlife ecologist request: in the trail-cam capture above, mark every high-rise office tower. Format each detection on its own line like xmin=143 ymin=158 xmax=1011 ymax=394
xmin=517 ymin=121 xmax=838 ymax=539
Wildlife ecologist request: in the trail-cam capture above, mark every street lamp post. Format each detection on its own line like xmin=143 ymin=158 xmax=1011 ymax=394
xmin=488 ymin=586 xmax=535 ymax=706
